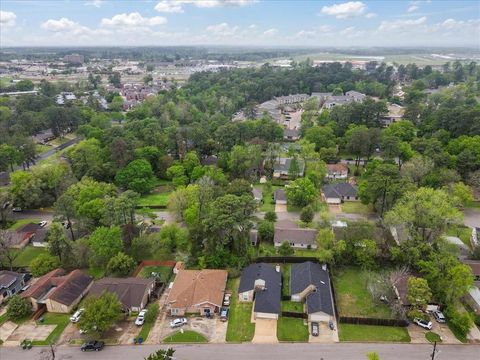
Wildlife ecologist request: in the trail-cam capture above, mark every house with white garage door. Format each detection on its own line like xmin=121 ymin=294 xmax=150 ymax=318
xmin=322 ymin=183 xmax=358 ymax=204
xmin=290 ymin=262 xmax=335 ymax=323
xmin=238 ymin=263 xmax=281 ymax=320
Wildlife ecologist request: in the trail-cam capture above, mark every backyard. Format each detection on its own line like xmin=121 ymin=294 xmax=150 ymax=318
xmin=277 ymin=317 xmax=309 ymax=342
xmin=281 ymin=301 xmax=303 ymax=313
xmin=255 ymin=184 xmax=281 ymax=212
xmin=163 ymin=330 xmax=207 ymax=343
xmin=333 ymin=267 xmax=394 ymax=319
xmin=281 ymin=264 xmax=291 ymax=296
xmin=226 ymin=278 xmax=255 ymax=342
xmin=138 ymin=265 xmax=173 ymax=283
xmin=138 ymin=183 xmax=174 ymax=207
xmin=12 ymin=246 xmax=48 ymax=267
xmin=339 ymin=324 xmax=410 ymax=342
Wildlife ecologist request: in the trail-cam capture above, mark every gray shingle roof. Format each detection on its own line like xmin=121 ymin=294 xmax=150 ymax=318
xmin=238 ymin=263 xmax=281 ymax=315
xmin=274 ymin=227 xmax=318 ymax=246
xmin=274 ymin=188 xmax=286 ymax=202
xmin=322 ymin=183 xmax=358 ymax=199
xmin=290 ymin=262 xmax=333 ymax=316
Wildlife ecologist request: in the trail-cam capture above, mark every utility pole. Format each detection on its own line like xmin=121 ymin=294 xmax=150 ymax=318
xmin=431 ymin=341 xmax=437 ymax=360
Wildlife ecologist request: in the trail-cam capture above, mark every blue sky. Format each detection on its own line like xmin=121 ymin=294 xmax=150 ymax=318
xmin=0 ymin=1 xmax=479 ymax=47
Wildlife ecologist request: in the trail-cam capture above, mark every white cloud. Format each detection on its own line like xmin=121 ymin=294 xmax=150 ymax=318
xmin=365 ymin=12 xmax=377 ymax=18
xmin=295 ymin=30 xmax=317 ymax=39
xmin=321 ymin=1 xmax=366 ymax=19
xmin=41 ymin=17 xmax=79 ymax=32
xmin=155 ymin=0 xmax=256 ymax=12
xmin=262 ymin=28 xmax=278 ymax=37
xmin=319 ymin=25 xmax=334 ymax=32
xmin=205 ymin=22 xmax=239 ymax=36
xmin=407 ymin=5 xmax=419 ymax=13
xmin=85 ymin=0 xmax=104 ymax=8
xmin=378 ymin=16 xmax=427 ymax=31
xmin=101 ymin=12 xmax=167 ymax=27
xmin=0 ymin=10 xmax=17 ymax=27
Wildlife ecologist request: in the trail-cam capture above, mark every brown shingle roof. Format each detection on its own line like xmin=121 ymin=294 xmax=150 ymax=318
xmin=326 ymin=163 xmax=348 ymax=174
xmin=48 ymin=270 xmax=92 ymax=306
xmin=167 ymin=269 xmax=228 ymax=309
xmin=21 ymin=268 xmax=65 ymax=299
xmin=88 ymin=277 xmax=155 ymax=310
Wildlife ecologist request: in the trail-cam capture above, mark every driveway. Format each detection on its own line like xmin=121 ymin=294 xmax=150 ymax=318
xmin=408 ymin=321 xmax=460 ymax=344
xmin=463 ymin=209 xmax=480 ymax=228
xmin=308 ymin=321 xmax=338 ymax=343
xmin=252 ymin=318 xmax=278 ymax=344
xmin=0 ymin=321 xmax=18 ymax=342
xmin=275 ymin=204 xmax=287 ymax=213
xmin=5 ymin=321 xmax=56 ymax=345
xmin=156 ymin=315 xmax=221 ymax=343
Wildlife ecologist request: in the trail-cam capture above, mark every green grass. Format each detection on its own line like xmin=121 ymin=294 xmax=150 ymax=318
xmin=0 ymin=312 xmax=8 ymax=326
xmin=138 ymin=184 xmax=173 ymax=207
xmin=138 ymin=265 xmax=173 ymax=282
xmin=341 ymin=202 xmax=373 ymax=216
xmin=339 ymin=324 xmax=411 ymax=342
xmin=282 ymin=264 xmax=291 ymax=296
xmin=138 ymin=322 xmax=154 ymax=341
xmin=163 ymin=330 xmax=207 ymax=343
xmin=226 ymin=278 xmax=255 ymax=342
xmin=36 ymin=144 xmax=51 ymax=155
xmin=12 ymin=246 xmax=48 ymax=267
xmin=425 ymin=331 xmax=442 ymax=343
xmin=277 ymin=317 xmax=309 ymax=342
xmin=32 ymin=313 xmax=70 ymax=346
xmin=281 ymin=301 xmax=303 ymax=313
xmin=257 ymin=185 xmax=281 ymax=212
xmin=333 ymin=267 xmax=394 ymax=319
xmin=8 ymin=219 xmax=40 ymax=230
xmin=87 ymin=267 xmax=106 ymax=279
xmin=465 ymin=201 xmax=480 ymax=209
xmin=445 ymin=225 xmax=472 ymax=249
xmin=447 ymin=321 xmax=468 ymax=343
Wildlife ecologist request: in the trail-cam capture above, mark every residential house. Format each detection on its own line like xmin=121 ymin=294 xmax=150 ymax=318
xmin=22 ymin=269 xmax=92 ymax=313
xmin=283 ymin=128 xmax=300 ymax=141
xmin=88 ymin=277 xmax=155 ymax=313
xmin=382 ymin=104 xmax=404 ymax=126
xmin=274 ymin=188 xmax=287 ymax=205
xmin=0 ymin=271 xmax=26 ymax=304
xmin=33 ymin=129 xmax=55 ymax=144
xmin=322 ymin=183 xmax=358 ymax=204
xmin=238 ymin=263 xmax=281 ymax=320
xmin=166 ymin=269 xmax=228 ymax=316
xmin=322 ymin=91 xmax=366 ymax=110
xmin=274 ymin=220 xmax=318 ymax=249
xmin=463 ymin=260 xmax=480 ymax=313
xmin=345 ymin=90 xmax=366 ymax=103
xmin=5 ymin=222 xmax=41 ymax=249
xmin=273 ymin=157 xmax=305 ymax=179
xmin=31 ymin=228 xmax=48 ymax=247
xmin=290 ymin=262 xmax=334 ymax=323
xmin=326 ymin=163 xmax=349 ymax=180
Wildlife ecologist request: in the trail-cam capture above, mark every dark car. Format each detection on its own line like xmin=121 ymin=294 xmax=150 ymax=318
xmin=81 ymin=340 xmax=105 ymax=352
xmin=220 ymin=307 xmax=229 ymax=321
xmin=311 ymin=322 xmax=319 ymax=336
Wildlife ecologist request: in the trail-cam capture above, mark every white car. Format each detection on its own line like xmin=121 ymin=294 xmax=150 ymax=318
xmin=135 ymin=310 xmax=148 ymax=326
xmin=223 ymin=294 xmax=231 ymax=306
xmin=170 ymin=317 xmax=187 ymax=328
xmin=70 ymin=308 xmax=84 ymax=323
xmin=39 ymin=221 xmax=48 ymax=227
xmin=413 ymin=318 xmax=433 ymax=330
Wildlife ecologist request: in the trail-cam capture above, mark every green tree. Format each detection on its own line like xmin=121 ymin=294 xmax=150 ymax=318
xmin=258 ymin=221 xmax=274 ymax=243
xmin=166 ymin=164 xmax=188 ymax=187
xmin=106 ymin=252 xmax=136 ymax=277
xmin=29 ymin=254 xmax=60 ymax=277
xmin=300 ymin=205 xmax=315 ymax=223
xmin=0 ymin=144 xmax=21 ymax=172
xmin=88 ymin=226 xmax=123 ymax=267
xmin=285 ymin=178 xmax=318 ymax=207
xmin=355 ymin=239 xmax=379 ymax=269
xmin=78 ymin=292 xmax=122 ymax=333
xmin=304 ymin=125 xmax=336 ymax=152
xmin=278 ymin=241 xmax=294 ymax=256
xmin=288 ymin=156 xmax=301 ymax=180
xmin=264 ymin=211 xmax=277 ymax=222
xmin=47 ymin=222 xmax=73 ymax=265
xmin=159 ymin=224 xmax=189 ymax=253
xmin=6 ymin=295 xmax=31 ymax=320
xmin=407 ymin=277 xmax=432 ymax=310
xmin=116 ymin=159 xmax=156 ymax=194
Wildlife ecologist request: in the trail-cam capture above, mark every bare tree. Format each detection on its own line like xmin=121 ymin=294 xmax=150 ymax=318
xmin=0 ymin=230 xmax=20 ymax=270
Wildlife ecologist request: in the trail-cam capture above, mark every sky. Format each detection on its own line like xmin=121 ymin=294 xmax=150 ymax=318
xmin=0 ymin=0 xmax=479 ymax=48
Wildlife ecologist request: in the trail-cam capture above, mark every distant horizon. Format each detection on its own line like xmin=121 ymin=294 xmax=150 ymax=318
xmin=1 ymin=1 xmax=478 ymax=47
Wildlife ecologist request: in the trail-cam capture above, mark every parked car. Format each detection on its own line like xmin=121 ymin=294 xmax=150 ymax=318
xmin=432 ymin=310 xmax=446 ymax=323
xmin=311 ymin=322 xmax=319 ymax=337
xmin=170 ymin=317 xmax=187 ymax=328
xmin=38 ymin=221 xmax=48 ymax=228
xmin=81 ymin=340 xmax=104 ymax=352
xmin=135 ymin=309 xmax=148 ymax=326
xmin=413 ymin=318 xmax=433 ymax=330
xmin=328 ymin=320 xmax=335 ymax=330
xmin=70 ymin=308 xmax=84 ymax=323
xmin=220 ymin=307 xmax=229 ymax=321
xmin=223 ymin=294 xmax=231 ymax=306
xmin=12 ymin=207 xmax=23 ymax=212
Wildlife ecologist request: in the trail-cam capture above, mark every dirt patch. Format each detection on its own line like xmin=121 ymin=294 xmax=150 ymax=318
xmin=252 ymin=319 xmax=278 ymax=343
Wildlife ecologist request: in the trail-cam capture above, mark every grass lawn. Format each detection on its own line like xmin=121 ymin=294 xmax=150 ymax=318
xmin=257 ymin=185 xmax=281 ymax=213
xmin=0 ymin=312 xmax=8 ymax=326
xmin=425 ymin=331 xmax=442 ymax=343
xmin=339 ymin=324 xmax=411 ymax=342
xmin=341 ymin=202 xmax=373 ymax=216
xmin=138 ymin=265 xmax=173 ymax=282
xmin=12 ymin=246 xmax=48 ymax=267
xmin=8 ymin=218 xmax=40 ymax=230
xmin=138 ymin=321 xmax=154 ymax=341
xmin=281 ymin=264 xmax=291 ymax=296
xmin=163 ymin=330 xmax=207 ymax=343
xmin=445 ymin=225 xmax=472 ymax=249
xmin=138 ymin=191 xmax=171 ymax=207
xmin=32 ymin=313 xmax=70 ymax=345
xmin=36 ymin=144 xmax=51 ymax=155
xmin=281 ymin=301 xmax=303 ymax=312
xmin=333 ymin=267 xmax=394 ymax=319
xmin=87 ymin=267 xmax=106 ymax=279
xmin=226 ymin=278 xmax=255 ymax=342
xmin=277 ymin=317 xmax=309 ymax=342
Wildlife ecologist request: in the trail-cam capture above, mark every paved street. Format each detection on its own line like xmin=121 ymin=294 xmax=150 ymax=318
xmin=1 ymin=343 xmax=479 ymax=360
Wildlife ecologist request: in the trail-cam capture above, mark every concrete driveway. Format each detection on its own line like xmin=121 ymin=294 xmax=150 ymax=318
xmin=308 ymin=321 xmax=338 ymax=343
xmin=0 ymin=321 xmax=18 ymax=342
xmin=156 ymin=315 xmax=222 ymax=343
xmin=463 ymin=209 xmax=480 ymax=228
xmin=252 ymin=319 xmax=278 ymax=344
xmin=275 ymin=204 xmax=287 ymax=213
xmin=408 ymin=321 xmax=461 ymax=344
xmin=5 ymin=321 xmax=56 ymax=345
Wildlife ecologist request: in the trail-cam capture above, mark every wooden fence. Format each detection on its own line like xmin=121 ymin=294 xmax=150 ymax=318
xmin=339 ymin=316 xmax=409 ymax=327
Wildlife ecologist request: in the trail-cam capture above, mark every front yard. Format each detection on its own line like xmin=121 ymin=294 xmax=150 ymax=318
xmin=32 ymin=313 xmax=70 ymax=345
xmin=333 ymin=267 xmax=394 ymax=319
xmin=256 ymin=184 xmax=281 ymax=213
xmin=339 ymin=324 xmax=410 ymax=342
xmin=226 ymin=278 xmax=255 ymax=342
xmin=277 ymin=317 xmax=309 ymax=342
xmin=340 ymin=202 xmax=373 ymax=216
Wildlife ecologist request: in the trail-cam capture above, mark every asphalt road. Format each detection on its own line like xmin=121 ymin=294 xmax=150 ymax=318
xmin=1 ymin=343 xmax=479 ymax=360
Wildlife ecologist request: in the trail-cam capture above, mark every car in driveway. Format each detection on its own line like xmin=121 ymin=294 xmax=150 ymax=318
xmin=413 ymin=318 xmax=433 ymax=330
xmin=432 ymin=310 xmax=446 ymax=323
xmin=223 ymin=293 xmax=231 ymax=306
xmin=12 ymin=207 xmax=23 ymax=212
xmin=70 ymin=308 xmax=84 ymax=323
xmin=135 ymin=309 xmax=148 ymax=326
xmin=311 ymin=322 xmax=319 ymax=336
xmin=220 ymin=307 xmax=229 ymax=321
xmin=81 ymin=340 xmax=104 ymax=352
xmin=38 ymin=220 xmax=48 ymax=227
xmin=170 ymin=317 xmax=187 ymax=328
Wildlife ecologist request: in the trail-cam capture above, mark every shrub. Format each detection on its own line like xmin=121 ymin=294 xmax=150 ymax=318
xmin=7 ymin=295 xmax=31 ymax=320
xmin=445 ymin=307 xmax=473 ymax=339
xmin=278 ymin=241 xmax=294 ymax=256
xmin=300 ymin=205 xmax=315 ymax=223
xmin=145 ymin=303 xmax=159 ymax=324
xmin=264 ymin=211 xmax=277 ymax=222
xmin=407 ymin=308 xmax=426 ymax=321
xmin=258 ymin=221 xmax=274 ymax=243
